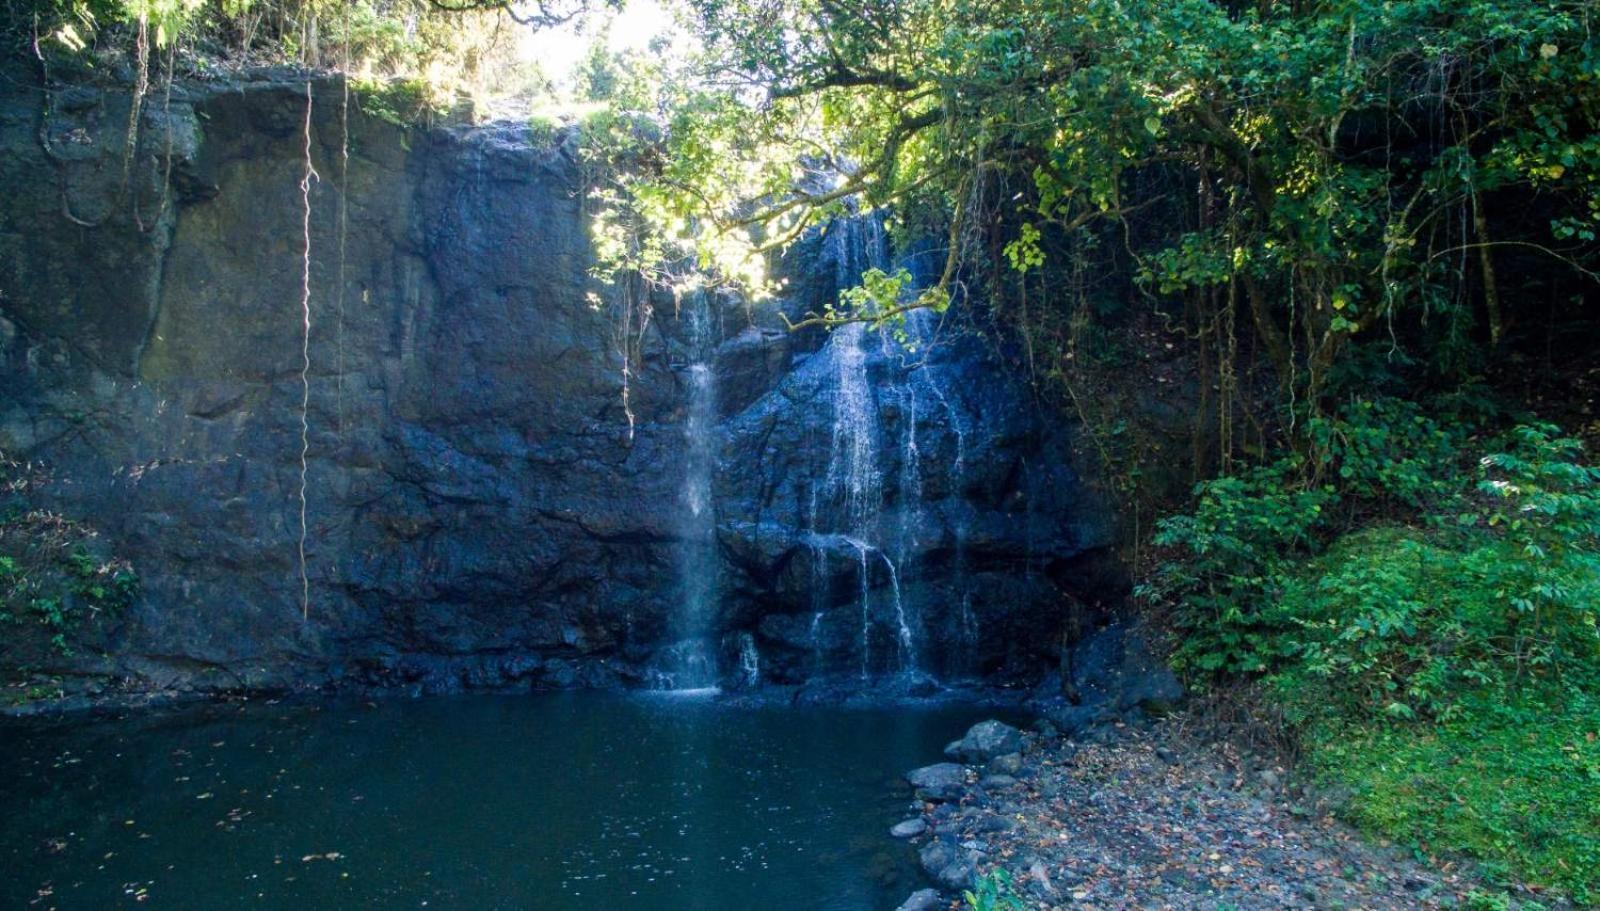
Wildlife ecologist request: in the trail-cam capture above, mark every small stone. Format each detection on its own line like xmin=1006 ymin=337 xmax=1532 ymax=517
xmin=973 ymin=814 xmax=1013 ymax=833
xmin=890 ymin=818 xmax=928 ymax=838
xmin=894 ymin=889 xmax=943 ymax=911
xmin=979 ymin=773 xmax=1020 ymax=790
xmin=987 ymin=752 xmax=1024 ymax=776
xmin=1155 ymin=746 xmax=1179 ymax=765
xmin=1027 ymin=861 xmax=1058 ymax=899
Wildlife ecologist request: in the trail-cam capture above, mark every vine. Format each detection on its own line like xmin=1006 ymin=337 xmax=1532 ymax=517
xmin=296 ymin=79 xmax=318 ymax=621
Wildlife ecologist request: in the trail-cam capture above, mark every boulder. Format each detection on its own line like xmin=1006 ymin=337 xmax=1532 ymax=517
xmin=946 ymin=720 xmax=1024 ymax=763
xmin=987 ymin=752 xmax=1024 ymax=776
xmin=919 ymin=839 xmax=979 ymax=891
xmin=906 ymin=762 xmax=969 ymax=802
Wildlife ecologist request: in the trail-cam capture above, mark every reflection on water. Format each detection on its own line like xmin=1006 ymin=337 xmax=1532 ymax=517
xmin=0 ymin=693 xmax=1004 ymax=909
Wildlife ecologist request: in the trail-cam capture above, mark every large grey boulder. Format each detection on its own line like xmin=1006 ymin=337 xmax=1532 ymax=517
xmin=946 ymin=719 xmax=1025 ymax=763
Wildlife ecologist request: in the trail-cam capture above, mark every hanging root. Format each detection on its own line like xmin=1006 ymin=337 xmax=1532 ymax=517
xmin=335 ymin=5 xmax=352 ymax=437
xmin=298 ymin=80 xmax=321 ymax=621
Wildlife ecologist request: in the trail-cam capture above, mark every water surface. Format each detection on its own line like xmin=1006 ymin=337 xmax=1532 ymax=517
xmin=0 ymin=692 xmax=1001 ymax=909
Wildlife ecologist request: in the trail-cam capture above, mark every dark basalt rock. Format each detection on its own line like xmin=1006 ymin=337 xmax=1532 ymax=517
xmin=1029 ymin=618 xmax=1187 ymax=731
xmin=945 ymin=719 xmax=1025 ymax=763
xmin=0 ymin=64 xmax=1122 ymax=701
xmin=918 ymin=839 xmax=979 ymax=891
xmin=906 ymin=762 xmax=969 ymax=802
xmin=987 ymin=752 xmax=1025 ymax=776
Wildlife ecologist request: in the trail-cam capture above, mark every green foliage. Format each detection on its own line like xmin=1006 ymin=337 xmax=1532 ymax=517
xmin=351 ymin=76 xmax=439 ymax=127
xmin=1152 ymin=407 xmax=1600 ymax=714
xmin=834 ymin=267 xmax=915 ymax=321
xmin=21 ymin=0 xmax=566 ymax=112
xmin=1 ymin=461 xmax=137 ymax=657
xmin=1151 ymin=411 xmax=1600 ymax=900
xmin=964 ymin=869 xmax=1026 ymax=911
xmin=1144 ymin=458 xmax=1333 ymax=674
xmin=1310 ymin=689 xmax=1600 ymax=902
xmin=608 ymin=0 xmax=1600 ymax=391
xmin=527 ymin=113 xmax=561 ymax=148
xmin=1 ymin=541 xmax=137 ymax=656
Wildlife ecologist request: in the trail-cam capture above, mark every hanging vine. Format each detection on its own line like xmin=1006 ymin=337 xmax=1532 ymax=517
xmin=333 ymin=2 xmax=351 ymax=439
xmin=296 ymin=79 xmax=319 ymax=621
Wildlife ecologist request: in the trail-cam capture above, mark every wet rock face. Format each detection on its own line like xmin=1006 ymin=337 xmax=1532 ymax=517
xmin=715 ymin=238 xmax=1121 ymax=683
xmin=0 ymin=68 xmax=1119 ymax=696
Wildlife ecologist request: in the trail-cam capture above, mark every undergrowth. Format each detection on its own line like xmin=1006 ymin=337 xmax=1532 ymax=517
xmin=1144 ymin=396 xmax=1600 ymax=902
xmin=1 ymin=456 xmax=136 ymax=659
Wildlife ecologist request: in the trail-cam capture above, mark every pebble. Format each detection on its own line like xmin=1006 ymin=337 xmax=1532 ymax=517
xmin=893 ymin=888 xmax=943 ymax=911
xmin=890 ymin=818 xmax=927 ymax=838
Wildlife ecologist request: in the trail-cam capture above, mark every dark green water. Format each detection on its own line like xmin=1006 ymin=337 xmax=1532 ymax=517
xmin=0 ymin=692 xmax=1001 ymax=910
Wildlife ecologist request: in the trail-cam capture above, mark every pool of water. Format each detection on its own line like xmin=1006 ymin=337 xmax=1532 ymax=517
xmin=0 ymin=692 xmax=1008 ymax=909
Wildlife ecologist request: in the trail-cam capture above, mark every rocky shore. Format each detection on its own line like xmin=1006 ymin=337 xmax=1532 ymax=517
xmin=890 ymin=717 xmax=1564 ymax=910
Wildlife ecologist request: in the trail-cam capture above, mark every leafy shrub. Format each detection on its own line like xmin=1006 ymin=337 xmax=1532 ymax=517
xmin=1304 ymin=396 xmax=1467 ymax=507
xmin=1151 ymin=409 xmax=1600 ymax=899
xmin=964 ymin=869 xmax=1025 ymax=911
xmin=1276 ymin=425 xmax=1600 ymax=721
xmin=352 ymin=77 xmax=441 ymax=128
xmin=2 ymin=460 xmax=137 ymax=657
xmin=1150 ymin=404 xmax=1600 ymax=722
xmin=1143 ymin=457 xmax=1332 ymax=674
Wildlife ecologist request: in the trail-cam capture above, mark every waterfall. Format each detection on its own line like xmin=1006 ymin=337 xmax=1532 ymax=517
xmin=658 ymin=289 xmax=720 ymax=690
xmin=737 ymin=632 xmax=761 ymax=688
xmin=850 ymin=536 xmax=872 ymax=678
xmin=826 ymin=322 xmax=880 ymax=532
xmin=883 ymin=548 xmax=913 ymax=671
xmin=904 ymin=307 xmax=974 ymax=677
xmin=807 ymin=214 xmax=948 ymax=682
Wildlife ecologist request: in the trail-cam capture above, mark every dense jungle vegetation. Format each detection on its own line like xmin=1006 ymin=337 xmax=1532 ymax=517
xmin=12 ymin=0 xmax=1600 ymax=902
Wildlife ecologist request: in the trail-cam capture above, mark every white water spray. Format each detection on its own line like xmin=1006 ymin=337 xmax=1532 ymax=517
xmin=659 ymin=289 xmax=720 ymax=689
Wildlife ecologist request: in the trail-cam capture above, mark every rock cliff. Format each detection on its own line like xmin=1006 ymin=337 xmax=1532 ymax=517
xmin=0 ymin=68 xmax=1120 ymax=699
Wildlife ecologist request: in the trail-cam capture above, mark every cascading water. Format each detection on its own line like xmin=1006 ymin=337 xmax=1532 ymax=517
xmin=796 ymin=213 xmax=995 ymax=683
xmin=737 ymin=631 xmax=761 ymax=688
xmin=805 ymin=215 xmax=945 ymax=681
xmin=903 ymin=307 xmax=976 ymax=676
xmin=656 ymin=288 xmax=721 ymax=691
xmin=827 ymin=322 xmax=880 ymax=533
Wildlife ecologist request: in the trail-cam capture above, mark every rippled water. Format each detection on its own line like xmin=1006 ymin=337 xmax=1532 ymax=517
xmin=0 ymin=692 xmax=1003 ymax=909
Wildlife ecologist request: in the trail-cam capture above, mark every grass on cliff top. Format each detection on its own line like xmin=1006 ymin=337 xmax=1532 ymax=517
xmin=1307 ymin=686 xmax=1600 ymax=906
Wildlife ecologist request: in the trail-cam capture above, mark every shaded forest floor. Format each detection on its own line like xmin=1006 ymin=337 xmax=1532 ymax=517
xmin=906 ymin=716 xmax=1571 ymax=910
